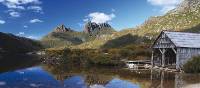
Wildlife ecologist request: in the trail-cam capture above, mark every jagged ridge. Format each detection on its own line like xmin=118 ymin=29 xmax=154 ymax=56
xmin=53 ymin=24 xmax=74 ymax=33
xmin=42 ymin=22 xmax=115 ymax=48
xmin=84 ymin=21 xmax=115 ymax=36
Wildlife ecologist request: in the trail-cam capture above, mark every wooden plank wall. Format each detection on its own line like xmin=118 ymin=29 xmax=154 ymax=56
xmin=177 ymin=48 xmax=200 ymax=68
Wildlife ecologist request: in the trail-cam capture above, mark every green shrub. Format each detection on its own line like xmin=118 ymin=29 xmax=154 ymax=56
xmin=183 ymin=56 xmax=200 ymax=73
xmin=44 ymin=48 xmax=125 ymax=67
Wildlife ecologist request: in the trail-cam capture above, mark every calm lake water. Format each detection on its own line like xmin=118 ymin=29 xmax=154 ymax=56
xmin=0 ymin=55 xmax=199 ymax=88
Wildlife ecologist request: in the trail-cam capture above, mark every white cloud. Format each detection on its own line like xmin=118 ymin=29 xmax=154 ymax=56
xmin=4 ymin=3 xmax=25 ymax=10
xmin=30 ymin=18 xmax=43 ymax=23
xmin=7 ymin=0 xmax=41 ymax=4
xmin=147 ymin=0 xmax=181 ymax=6
xmin=27 ymin=35 xmax=38 ymax=39
xmin=16 ymin=32 xmax=39 ymax=39
xmin=0 ymin=81 xmax=6 ymax=86
xmin=161 ymin=5 xmax=176 ymax=13
xmin=23 ymin=25 xmax=28 ymax=28
xmin=147 ymin=0 xmax=183 ymax=13
xmin=1 ymin=0 xmax=41 ymax=9
xmin=9 ymin=11 xmax=20 ymax=17
xmin=0 ymin=20 xmax=6 ymax=24
xmin=17 ymin=32 xmax=25 ymax=35
xmin=83 ymin=18 xmax=88 ymax=22
xmin=111 ymin=8 xmax=115 ymax=12
xmin=0 ymin=0 xmax=43 ymax=17
xmin=17 ymin=32 xmax=25 ymax=36
xmin=27 ymin=6 xmax=42 ymax=13
xmin=85 ymin=12 xmax=116 ymax=24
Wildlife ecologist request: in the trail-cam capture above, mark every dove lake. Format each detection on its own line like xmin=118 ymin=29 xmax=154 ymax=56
xmin=0 ymin=54 xmax=199 ymax=88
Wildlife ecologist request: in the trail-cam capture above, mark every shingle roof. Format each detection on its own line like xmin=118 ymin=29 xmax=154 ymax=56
xmin=164 ymin=31 xmax=200 ymax=48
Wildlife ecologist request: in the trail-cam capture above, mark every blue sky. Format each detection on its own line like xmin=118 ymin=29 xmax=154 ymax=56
xmin=0 ymin=0 xmax=182 ymax=39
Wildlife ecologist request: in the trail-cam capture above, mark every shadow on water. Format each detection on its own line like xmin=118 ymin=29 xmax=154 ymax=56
xmin=0 ymin=53 xmax=41 ymax=73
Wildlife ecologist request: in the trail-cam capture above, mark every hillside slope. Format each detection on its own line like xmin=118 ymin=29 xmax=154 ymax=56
xmin=42 ymin=31 xmax=91 ymax=48
xmin=133 ymin=0 xmax=200 ymax=37
xmin=0 ymin=32 xmax=42 ymax=53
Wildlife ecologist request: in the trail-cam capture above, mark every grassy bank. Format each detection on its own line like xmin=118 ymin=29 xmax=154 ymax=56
xmin=43 ymin=44 xmax=151 ymax=68
xmin=43 ymin=48 xmax=125 ymax=68
xmin=183 ymin=56 xmax=200 ymax=73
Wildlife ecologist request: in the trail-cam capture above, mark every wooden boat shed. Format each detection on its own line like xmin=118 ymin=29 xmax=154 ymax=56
xmin=151 ymin=31 xmax=200 ymax=69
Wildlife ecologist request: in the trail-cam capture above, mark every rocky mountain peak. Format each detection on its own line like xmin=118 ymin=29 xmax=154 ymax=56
xmin=53 ymin=24 xmax=74 ymax=33
xmin=84 ymin=21 xmax=112 ymax=35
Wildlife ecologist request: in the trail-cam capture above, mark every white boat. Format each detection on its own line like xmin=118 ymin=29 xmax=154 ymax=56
xmin=126 ymin=61 xmax=138 ymax=69
xmin=126 ymin=60 xmax=151 ymax=69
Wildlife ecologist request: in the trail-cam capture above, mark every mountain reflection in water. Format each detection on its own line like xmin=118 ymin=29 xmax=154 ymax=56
xmin=0 ymin=66 xmax=199 ymax=88
xmin=0 ymin=66 xmax=141 ymax=88
xmin=0 ymin=55 xmax=199 ymax=88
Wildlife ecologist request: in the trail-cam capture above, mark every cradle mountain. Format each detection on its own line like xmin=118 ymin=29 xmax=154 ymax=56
xmin=41 ymin=22 xmax=115 ymax=48
xmin=1 ymin=0 xmax=200 ymax=52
